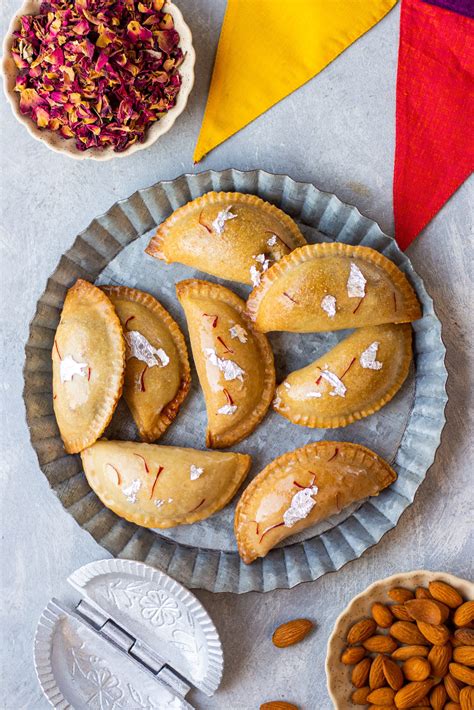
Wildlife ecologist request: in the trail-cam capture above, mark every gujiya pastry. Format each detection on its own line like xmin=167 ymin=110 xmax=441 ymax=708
xmin=51 ymin=192 xmax=421 ymax=557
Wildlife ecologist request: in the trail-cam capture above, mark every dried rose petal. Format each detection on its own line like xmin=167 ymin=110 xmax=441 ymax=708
xmin=11 ymin=0 xmax=184 ymax=153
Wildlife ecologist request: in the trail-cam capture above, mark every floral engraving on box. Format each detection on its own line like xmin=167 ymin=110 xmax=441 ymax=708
xmin=139 ymin=589 xmax=181 ymax=627
xmin=68 ymin=643 xmax=169 ymax=709
xmin=95 ymin=578 xmax=203 ymax=672
xmin=98 ymin=580 xmax=149 ymax=610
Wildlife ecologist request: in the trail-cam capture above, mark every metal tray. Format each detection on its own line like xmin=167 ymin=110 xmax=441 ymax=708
xmin=23 ymin=169 xmax=448 ymax=593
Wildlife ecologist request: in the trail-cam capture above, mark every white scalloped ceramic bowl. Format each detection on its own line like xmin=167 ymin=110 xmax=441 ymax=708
xmin=1 ymin=0 xmax=195 ymax=160
xmin=326 ymin=570 xmax=474 ymax=709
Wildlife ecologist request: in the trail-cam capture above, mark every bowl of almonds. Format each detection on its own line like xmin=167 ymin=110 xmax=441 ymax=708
xmin=326 ymin=571 xmax=474 ymax=709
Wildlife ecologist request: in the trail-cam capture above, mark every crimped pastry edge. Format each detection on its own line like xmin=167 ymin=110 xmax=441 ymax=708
xmin=53 ymin=279 xmax=125 ymax=453
xmin=145 ymin=190 xmax=306 ymax=266
xmin=176 ymin=278 xmax=276 ymax=448
xmin=102 ymin=285 xmax=191 ymax=441
xmin=273 ymin=324 xmax=413 ymax=428
xmin=234 ymin=441 xmax=397 ymax=564
xmin=81 ymin=441 xmax=251 ymax=528
xmin=246 ymin=242 xmax=422 ymax=330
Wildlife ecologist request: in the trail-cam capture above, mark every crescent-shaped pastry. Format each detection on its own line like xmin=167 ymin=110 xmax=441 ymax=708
xmin=246 ymin=243 xmax=421 ymax=332
xmin=274 ymin=324 xmax=413 ymax=428
xmin=234 ymin=441 xmax=397 ymax=563
xmin=102 ymin=286 xmax=191 ymax=442
xmin=52 ymin=280 xmax=125 ymax=454
xmin=176 ymin=279 xmax=275 ymax=448
xmin=81 ymin=440 xmax=251 ymax=528
xmin=145 ymin=191 xmax=306 ymax=285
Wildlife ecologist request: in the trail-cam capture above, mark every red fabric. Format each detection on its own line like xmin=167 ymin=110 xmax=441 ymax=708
xmin=394 ymin=0 xmax=474 ymax=249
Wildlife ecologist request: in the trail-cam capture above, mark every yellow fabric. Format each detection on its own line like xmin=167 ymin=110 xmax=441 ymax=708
xmin=194 ymin=0 xmax=398 ymax=162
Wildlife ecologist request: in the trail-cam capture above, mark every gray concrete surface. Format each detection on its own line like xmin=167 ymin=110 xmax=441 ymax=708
xmin=1 ymin=1 xmax=472 ymax=708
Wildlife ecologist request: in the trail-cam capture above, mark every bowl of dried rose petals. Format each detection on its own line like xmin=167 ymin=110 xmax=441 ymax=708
xmin=2 ymin=0 xmax=195 ymax=159
xmin=326 ymin=570 xmax=474 ymax=709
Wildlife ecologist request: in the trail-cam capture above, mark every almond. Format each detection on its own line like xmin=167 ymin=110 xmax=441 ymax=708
xmin=428 ymin=642 xmax=452 ymax=678
xmin=367 ymin=687 xmax=395 ymax=705
xmin=352 ymin=686 xmax=371 ymax=705
xmin=454 ymin=602 xmax=474 ymax=628
xmin=459 ymin=686 xmax=474 ymax=710
xmin=370 ymin=654 xmax=387 ymax=690
xmin=455 ymin=628 xmax=474 ymax=647
xmin=272 ymin=619 xmax=313 ymax=647
xmin=444 ymin=673 xmax=463 ymax=702
xmin=364 ymin=635 xmax=398 ymax=654
xmin=368 ymin=706 xmax=397 ymax=710
xmin=382 ymin=656 xmax=404 ymax=690
xmin=347 ymin=618 xmax=377 ymax=645
xmin=394 ymin=680 xmax=434 ymax=708
xmin=372 ymin=602 xmax=395 ymax=628
xmin=429 ymin=581 xmax=464 ymax=609
xmin=453 ymin=646 xmax=474 ymax=668
xmin=391 ymin=605 xmax=413 ymax=622
xmin=402 ymin=656 xmax=431 ymax=681
xmin=416 ymin=621 xmax=450 ymax=646
xmin=414 ymin=698 xmax=430 ymax=707
xmin=388 ymin=587 xmax=415 ymax=604
xmin=392 ymin=645 xmax=429 ymax=661
xmin=450 ymin=661 xmax=474 ymax=685
xmin=341 ymin=645 xmax=367 ymax=665
xmin=430 ymin=684 xmax=448 ymax=710
xmin=405 ymin=599 xmax=450 ymax=625
xmin=390 ymin=621 xmax=429 ymax=646
xmin=260 ymin=703 xmax=298 ymax=710
xmin=352 ymin=657 xmax=372 ymax=688
xmin=415 ymin=587 xmax=433 ymax=600
xmin=444 ymin=703 xmax=462 ymax=710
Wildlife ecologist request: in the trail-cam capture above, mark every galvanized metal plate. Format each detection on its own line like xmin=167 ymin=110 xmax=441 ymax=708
xmin=23 ymin=169 xmax=448 ymax=593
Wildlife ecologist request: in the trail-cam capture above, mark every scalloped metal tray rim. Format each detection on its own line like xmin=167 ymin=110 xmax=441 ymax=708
xmin=22 ymin=168 xmax=448 ymax=594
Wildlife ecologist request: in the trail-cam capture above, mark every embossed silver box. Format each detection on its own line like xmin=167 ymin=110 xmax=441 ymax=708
xmin=34 ymin=559 xmax=223 ymax=709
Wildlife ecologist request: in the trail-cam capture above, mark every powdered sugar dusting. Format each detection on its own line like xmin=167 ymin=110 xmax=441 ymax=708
xmin=122 ymin=479 xmax=141 ymax=504
xmin=154 ymin=499 xmax=165 ymax=509
xmin=217 ymin=403 xmax=237 ymax=415
xmin=212 ymin=205 xmax=237 ymax=234
xmin=125 ymin=331 xmax=169 ymax=368
xmin=360 ymin=341 xmax=383 ymax=370
xmin=347 ymin=262 xmax=366 ymax=298
xmin=320 ymin=369 xmax=346 ymax=397
xmin=321 ymin=294 xmax=337 ymax=318
xmin=283 ymin=486 xmax=319 ymax=528
xmin=205 ymin=348 xmax=245 ymax=381
xmin=229 ymin=324 xmax=248 ymax=343
xmin=306 ymin=391 xmax=322 ymax=398
xmin=60 ymin=355 xmax=88 ymax=383
xmin=267 ymin=234 xmax=277 ymax=247
xmin=190 ymin=465 xmax=204 ymax=480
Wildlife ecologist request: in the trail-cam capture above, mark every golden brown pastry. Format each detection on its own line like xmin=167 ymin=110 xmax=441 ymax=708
xmin=145 ymin=191 xmax=306 ymax=285
xmin=81 ymin=440 xmax=251 ymax=528
xmin=52 ymin=279 xmax=125 ymax=454
xmin=176 ymin=279 xmax=275 ymax=448
xmin=274 ymin=324 xmax=412 ymax=428
xmin=102 ymin=286 xmax=191 ymax=442
xmin=234 ymin=441 xmax=396 ymax=563
xmin=246 ymin=242 xmax=421 ymax=332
